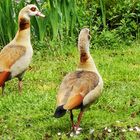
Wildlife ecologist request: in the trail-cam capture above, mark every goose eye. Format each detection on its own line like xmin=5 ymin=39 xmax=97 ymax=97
xmin=30 ymin=7 xmax=36 ymax=12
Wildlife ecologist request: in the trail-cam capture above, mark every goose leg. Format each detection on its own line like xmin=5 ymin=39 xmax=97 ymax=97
xmin=18 ymin=78 xmax=22 ymax=94
xmin=75 ymin=108 xmax=84 ymax=131
xmin=17 ymin=71 xmax=25 ymax=94
xmin=2 ymin=84 xmax=5 ymax=96
xmin=70 ymin=110 xmax=75 ymax=131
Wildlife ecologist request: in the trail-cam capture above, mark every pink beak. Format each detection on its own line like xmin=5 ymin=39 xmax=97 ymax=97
xmin=36 ymin=11 xmax=45 ymax=17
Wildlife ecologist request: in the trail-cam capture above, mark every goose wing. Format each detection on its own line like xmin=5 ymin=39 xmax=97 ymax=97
xmin=57 ymin=71 xmax=99 ymax=110
xmin=0 ymin=44 xmax=26 ymax=71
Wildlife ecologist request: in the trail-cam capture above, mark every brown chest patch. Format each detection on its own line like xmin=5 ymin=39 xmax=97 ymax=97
xmin=80 ymin=52 xmax=89 ymax=63
xmin=19 ymin=18 xmax=30 ymax=31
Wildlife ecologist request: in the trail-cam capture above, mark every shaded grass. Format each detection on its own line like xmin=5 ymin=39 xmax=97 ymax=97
xmin=0 ymin=43 xmax=140 ymax=139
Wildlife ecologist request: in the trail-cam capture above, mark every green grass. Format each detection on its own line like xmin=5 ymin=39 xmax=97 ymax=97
xmin=0 ymin=42 xmax=140 ymax=140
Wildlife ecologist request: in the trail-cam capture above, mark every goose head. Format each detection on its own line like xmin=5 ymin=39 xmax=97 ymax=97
xmin=19 ymin=4 xmax=45 ymax=20
xmin=78 ymin=28 xmax=91 ymax=53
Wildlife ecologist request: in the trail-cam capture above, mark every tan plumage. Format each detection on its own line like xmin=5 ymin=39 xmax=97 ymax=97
xmin=54 ymin=28 xmax=103 ymax=133
xmin=57 ymin=71 xmax=99 ymax=109
xmin=0 ymin=5 xmax=45 ymax=95
xmin=0 ymin=45 xmax=26 ymax=70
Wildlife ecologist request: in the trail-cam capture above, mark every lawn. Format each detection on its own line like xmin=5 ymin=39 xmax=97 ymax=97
xmin=0 ymin=42 xmax=140 ymax=140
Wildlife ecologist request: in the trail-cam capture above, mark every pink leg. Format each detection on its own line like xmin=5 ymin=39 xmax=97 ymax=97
xmin=75 ymin=111 xmax=84 ymax=131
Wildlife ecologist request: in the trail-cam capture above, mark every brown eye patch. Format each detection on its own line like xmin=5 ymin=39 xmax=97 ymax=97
xmin=30 ymin=7 xmax=36 ymax=12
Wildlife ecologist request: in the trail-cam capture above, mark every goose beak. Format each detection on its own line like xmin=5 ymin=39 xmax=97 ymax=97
xmin=36 ymin=11 xmax=45 ymax=17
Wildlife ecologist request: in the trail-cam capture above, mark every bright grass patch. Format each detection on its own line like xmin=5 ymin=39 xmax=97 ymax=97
xmin=0 ymin=43 xmax=139 ymax=139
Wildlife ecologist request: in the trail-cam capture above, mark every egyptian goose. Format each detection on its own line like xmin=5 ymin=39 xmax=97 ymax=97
xmin=0 ymin=4 xmax=45 ymax=95
xmin=54 ymin=28 xmax=103 ymax=134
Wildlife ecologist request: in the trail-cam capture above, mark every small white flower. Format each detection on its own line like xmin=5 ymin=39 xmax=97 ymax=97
xmin=122 ymin=129 xmax=126 ymax=132
xmin=90 ymin=129 xmax=94 ymax=134
xmin=129 ymin=128 xmax=133 ymax=131
xmin=76 ymin=130 xmax=81 ymax=135
xmin=116 ymin=120 xmax=120 ymax=123
xmin=70 ymin=132 xmax=74 ymax=137
xmin=134 ymin=126 xmax=140 ymax=132
xmin=108 ymin=129 xmax=111 ymax=133
xmin=57 ymin=132 xmax=61 ymax=136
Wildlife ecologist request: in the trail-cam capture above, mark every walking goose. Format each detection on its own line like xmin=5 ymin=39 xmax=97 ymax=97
xmin=54 ymin=28 xmax=103 ymax=133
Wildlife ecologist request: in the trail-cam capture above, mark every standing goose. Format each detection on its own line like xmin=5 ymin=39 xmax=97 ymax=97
xmin=0 ymin=4 xmax=45 ymax=95
xmin=54 ymin=28 xmax=103 ymax=133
